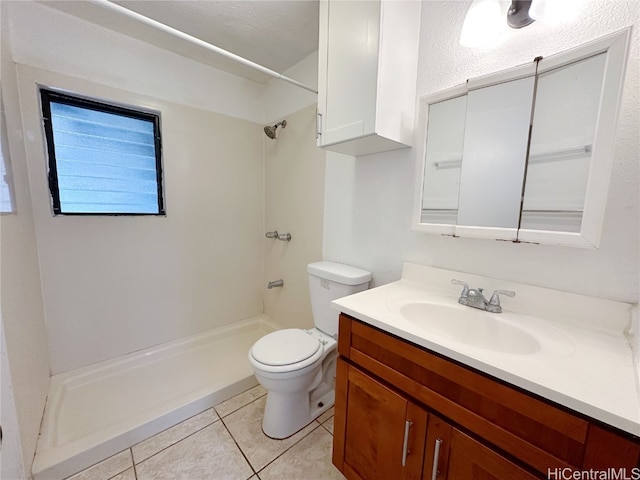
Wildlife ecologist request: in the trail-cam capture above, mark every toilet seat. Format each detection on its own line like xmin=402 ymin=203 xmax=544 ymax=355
xmin=250 ymin=329 xmax=323 ymax=372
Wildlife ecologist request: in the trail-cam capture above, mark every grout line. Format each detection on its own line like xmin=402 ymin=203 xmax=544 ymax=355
xmin=71 ymin=449 xmax=134 ymax=480
xmin=215 ymin=390 xmax=267 ymax=419
xmin=129 ymin=407 xmax=221 ymax=464
xmin=219 ymin=415 xmax=258 ymax=477
xmin=132 ymin=416 xmax=220 ymax=467
xmin=254 ymin=422 xmax=323 ymax=476
xmin=131 ymin=391 xmax=265 ymax=470
xmin=320 ymin=422 xmax=333 ymax=436
xmin=130 ymin=448 xmax=139 ymax=480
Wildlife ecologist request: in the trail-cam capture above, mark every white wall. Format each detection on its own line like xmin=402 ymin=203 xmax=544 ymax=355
xmin=324 ymin=0 xmax=639 ymax=304
xmin=262 ymin=52 xmax=319 ymax=123
xmin=1 ymin=4 xmax=51 ymax=475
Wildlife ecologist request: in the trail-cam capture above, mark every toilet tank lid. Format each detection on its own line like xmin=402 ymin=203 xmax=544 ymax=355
xmin=307 ymin=261 xmax=371 ymax=285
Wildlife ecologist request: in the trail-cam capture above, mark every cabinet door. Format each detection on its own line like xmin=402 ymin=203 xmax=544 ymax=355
xmin=423 ymin=415 xmax=452 ymax=480
xmin=333 ymin=359 xmax=427 ymax=480
xmin=447 ymin=429 xmax=539 ymax=480
xmin=318 ymin=0 xmax=379 ymax=147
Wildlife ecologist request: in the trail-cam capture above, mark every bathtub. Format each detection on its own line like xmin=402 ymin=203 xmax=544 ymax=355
xmin=32 ymin=315 xmax=280 ymax=480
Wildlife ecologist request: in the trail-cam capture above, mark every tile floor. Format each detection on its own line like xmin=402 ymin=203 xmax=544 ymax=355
xmin=66 ymin=385 xmax=345 ymax=480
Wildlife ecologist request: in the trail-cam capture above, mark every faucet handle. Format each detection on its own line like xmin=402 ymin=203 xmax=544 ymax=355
xmin=489 ymin=289 xmax=515 ymax=307
xmin=451 ymin=279 xmax=469 ymax=297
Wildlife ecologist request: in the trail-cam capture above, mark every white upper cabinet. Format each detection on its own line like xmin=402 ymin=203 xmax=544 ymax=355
xmin=317 ymin=0 xmax=421 ymax=157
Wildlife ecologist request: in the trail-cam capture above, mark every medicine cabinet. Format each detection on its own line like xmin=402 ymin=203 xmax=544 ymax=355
xmin=413 ymin=29 xmax=630 ymax=248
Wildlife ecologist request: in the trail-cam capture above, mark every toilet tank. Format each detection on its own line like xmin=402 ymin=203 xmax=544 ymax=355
xmin=307 ymin=261 xmax=371 ymax=337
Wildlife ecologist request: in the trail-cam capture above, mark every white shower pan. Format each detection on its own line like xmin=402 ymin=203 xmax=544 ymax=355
xmin=32 ymin=315 xmax=280 ymax=480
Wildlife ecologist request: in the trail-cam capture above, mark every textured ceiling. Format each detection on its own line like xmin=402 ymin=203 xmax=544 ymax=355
xmin=41 ymin=0 xmax=320 ymax=82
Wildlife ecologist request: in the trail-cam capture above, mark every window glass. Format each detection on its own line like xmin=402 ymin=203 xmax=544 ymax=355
xmin=41 ymin=89 xmax=165 ymax=215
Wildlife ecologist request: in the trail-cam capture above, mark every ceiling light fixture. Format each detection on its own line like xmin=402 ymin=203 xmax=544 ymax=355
xmin=460 ymin=0 xmax=506 ymax=49
xmin=506 ymin=0 xmax=535 ymax=28
xmin=461 ymin=0 xmax=568 ymax=48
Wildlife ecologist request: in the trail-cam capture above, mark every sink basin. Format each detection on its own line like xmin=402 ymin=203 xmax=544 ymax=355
xmin=399 ymin=301 xmax=541 ymax=354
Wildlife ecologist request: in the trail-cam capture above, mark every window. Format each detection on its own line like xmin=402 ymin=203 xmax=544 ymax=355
xmin=40 ymin=89 xmax=165 ymax=215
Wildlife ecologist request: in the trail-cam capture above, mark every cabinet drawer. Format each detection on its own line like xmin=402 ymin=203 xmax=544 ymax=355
xmin=339 ymin=314 xmax=590 ymax=474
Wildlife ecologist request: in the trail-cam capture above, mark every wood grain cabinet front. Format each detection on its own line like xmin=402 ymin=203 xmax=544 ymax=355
xmin=334 ymin=359 xmax=427 ymax=480
xmin=333 ymin=314 xmax=640 ymax=480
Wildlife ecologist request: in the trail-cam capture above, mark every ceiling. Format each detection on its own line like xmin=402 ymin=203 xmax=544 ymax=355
xmin=41 ymin=0 xmax=320 ymax=83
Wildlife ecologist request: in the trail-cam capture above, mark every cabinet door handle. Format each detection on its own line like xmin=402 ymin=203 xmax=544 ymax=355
xmin=401 ymin=420 xmax=413 ymax=466
xmin=316 ymin=112 xmax=323 ymax=139
xmin=430 ymin=438 xmax=443 ymax=480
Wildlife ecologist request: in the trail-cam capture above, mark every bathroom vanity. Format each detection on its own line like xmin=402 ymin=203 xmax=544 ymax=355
xmin=331 ymin=264 xmax=640 ymax=479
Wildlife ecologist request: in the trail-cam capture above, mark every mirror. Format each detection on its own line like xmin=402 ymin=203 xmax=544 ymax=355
xmin=457 ymin=74 xmax=535 ymax=236
xmin=414 ymin=29 xmax=630 ymax=248
xmin=520 ymin=53 xmax=606 ymax=233
xmin=420 ymin=87 xmax=466 ymax=228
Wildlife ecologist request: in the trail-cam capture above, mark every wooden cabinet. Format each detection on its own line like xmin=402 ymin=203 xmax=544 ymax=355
xmin=333 ymin=314 xmax=640 ymax=480
xmin=424 ymin=415 xmax=538 ymax=480
xmin=316 ymin=0 xmax=421 ymax=156
xmin=334 ymin=360 xmax=427 ymax=480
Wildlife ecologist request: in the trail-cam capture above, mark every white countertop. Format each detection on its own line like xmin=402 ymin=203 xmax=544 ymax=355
xmin=332 ymin=263 xmax=640 ymax=436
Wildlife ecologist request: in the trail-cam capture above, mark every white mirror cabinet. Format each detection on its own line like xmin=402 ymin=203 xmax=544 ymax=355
xmin=414 ymin=29 xmax=630 ymax=248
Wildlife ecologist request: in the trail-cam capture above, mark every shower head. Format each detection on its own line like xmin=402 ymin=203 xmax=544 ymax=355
xmin=264 ymin=120 xmax=287 ymax=139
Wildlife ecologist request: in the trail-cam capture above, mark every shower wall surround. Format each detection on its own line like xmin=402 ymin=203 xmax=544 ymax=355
xmin=16 ymin=66 xmax=265 ymax=375
xmin=263 ymin=104 xmax=325 ymax=330
xmin=324 ymin=0 xmax=639 ymax=304
xmin=6 ymin=1 xmax=270 ymax=375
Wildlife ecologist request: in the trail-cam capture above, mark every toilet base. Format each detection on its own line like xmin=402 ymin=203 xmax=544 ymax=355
xmin=262 ymin=388 xmax=335 ymax=439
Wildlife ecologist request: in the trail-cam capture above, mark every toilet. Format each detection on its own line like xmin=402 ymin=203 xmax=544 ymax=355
xmin=249 ymin=261 xmax=371 ymax=439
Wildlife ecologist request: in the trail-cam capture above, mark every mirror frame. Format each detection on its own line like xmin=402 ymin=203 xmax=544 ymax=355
xmin=413 ymin=28 xmax=631 ymax=248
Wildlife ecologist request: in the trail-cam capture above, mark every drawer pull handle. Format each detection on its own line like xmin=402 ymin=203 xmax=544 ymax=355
xmin=401 ymin=420 xmax=413 ymax=466
xmin=431 ymin=438 xmax=443 ymax=480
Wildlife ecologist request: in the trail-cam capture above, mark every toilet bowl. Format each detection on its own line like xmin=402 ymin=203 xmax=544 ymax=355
xmin=249 ymin=262 xmax=371 ymax=439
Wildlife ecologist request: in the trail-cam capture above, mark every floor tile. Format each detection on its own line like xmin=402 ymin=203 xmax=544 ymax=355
xmin=258 ymin=426 xmax=345 ymax=480
xmin=66 ymin=450 xmax=133 ymax=480
xmin=223 ymin=396 xmax=319 ymax=472
xmin=136 ymin=421 xmax=253 ymax=480
xmin=215 ymin=385 xmax=267 ymax=418
xmin=132 ymin=408 xmax=219 ymax=463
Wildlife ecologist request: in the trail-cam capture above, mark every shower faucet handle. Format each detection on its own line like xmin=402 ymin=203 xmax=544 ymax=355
xmin=265 ymin=230 xmax=278 ymax=239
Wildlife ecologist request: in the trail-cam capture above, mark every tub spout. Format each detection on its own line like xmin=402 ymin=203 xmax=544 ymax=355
xmin=267 ymin=279 xmax=284 ymax=289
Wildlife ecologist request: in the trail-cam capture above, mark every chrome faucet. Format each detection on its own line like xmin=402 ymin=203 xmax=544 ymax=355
xmin=451 ymin=279 xmax=515 ymax=313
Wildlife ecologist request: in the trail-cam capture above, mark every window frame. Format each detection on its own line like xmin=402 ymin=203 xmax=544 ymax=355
xmin=40 ymin=88 xmax=166 ymax=216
